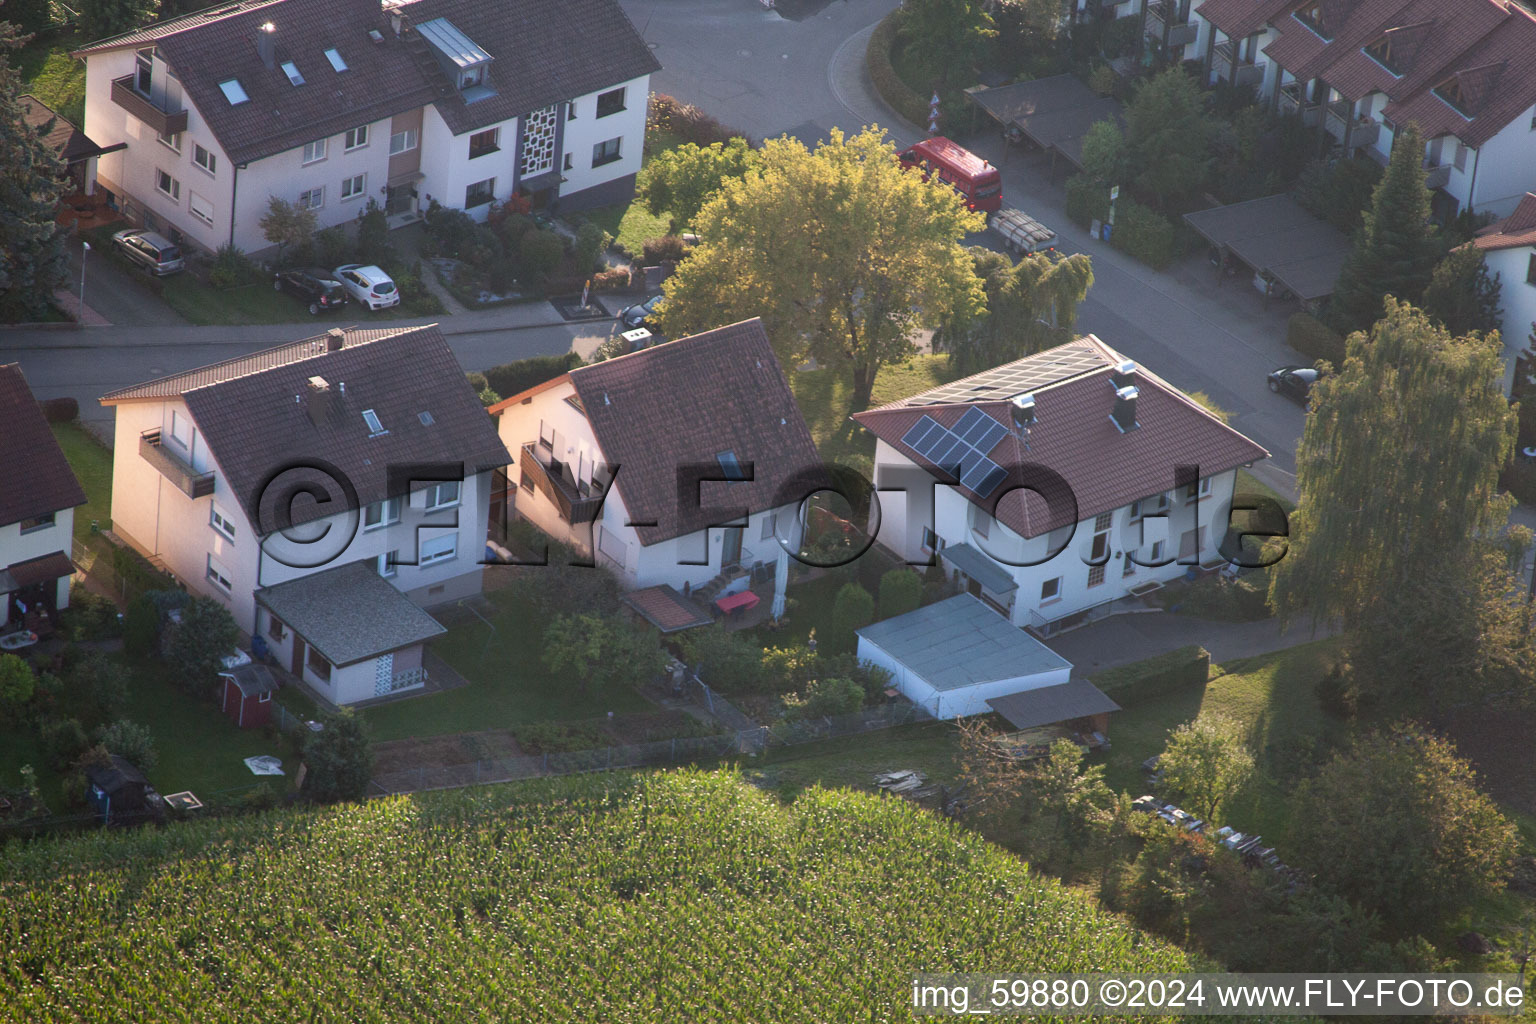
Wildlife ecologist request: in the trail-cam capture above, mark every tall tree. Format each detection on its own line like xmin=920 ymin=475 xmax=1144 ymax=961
xmin=636 ymin=137 xmax=758 ymax=232
xmin=1156 ymin=714 xmax=1254 ymax=822
xmin=652 ymin=127 xmax=986 ymax=411
xmin=0 ymin=19 xmax=70 ymax=322
xmin=938 ymin=247 xmax=1094 ymax=375
xmin=899 ymin=0 xmax=996 ymax=89
xmin=1421 ymin=244 xmax=1503 ymax=338
xmin=1268 ymin=300 xmax=1528 ymax=705
xmin=259 ymin=197 xmax=316 ymax=267
xmin=1289 ymin=726 xmax=1516 ymax=930
xmin=76 ymin=0 xmax=155 ymax=42
xmin=1123 ymin=67 xmax=1215 ymax=211
xmin=1326 ymin=123 xmax=1440 ymax=335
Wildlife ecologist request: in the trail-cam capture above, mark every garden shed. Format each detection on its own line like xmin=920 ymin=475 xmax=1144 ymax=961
xmin=220 ymin=662 xmax=280 ymax=728
xmin=85 ymin=755 xmax=160 ymax=824
xmin=855 ymin=594 xmax=1074 ymax=719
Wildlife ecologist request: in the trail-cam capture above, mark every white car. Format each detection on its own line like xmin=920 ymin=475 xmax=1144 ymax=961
xmin=333 ymin=264 xmax=400 ymax=310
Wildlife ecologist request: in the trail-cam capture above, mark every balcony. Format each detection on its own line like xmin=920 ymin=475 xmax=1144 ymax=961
xmin=1212 ymin=41 xmax=1265 ymax=88
xmin=520 ymin=443 xmax=604 ymax=524
xmin=1278 ymin=82 xmax=1321 ymax=126
xmin=1423 ymin=161 xmax=1452 ymax=190
xmin=1144 ymin=1 xmax=1199 ymax=46
xmin=110 ymin=75 xmax=187 ymax=137
xmin=1323 ymin=103 xmax=1381 ymax=149
xmin=140 ymin=429 xmax=214 ymax=499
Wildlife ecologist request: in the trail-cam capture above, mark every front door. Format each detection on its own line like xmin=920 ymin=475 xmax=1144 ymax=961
xmin=722 ymin=527 xmax=743 ymax=569
xmin=291 ymin=638 xmax=305 ymax=677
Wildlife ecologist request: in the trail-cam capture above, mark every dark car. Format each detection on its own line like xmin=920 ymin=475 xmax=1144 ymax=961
xmin=1267 ymin=365 xmax=1320 ymax=405
xmin=273 ymin=267 xmax=348 ymax=315
xmin=620 ymin=293 xmax=663 ymax=331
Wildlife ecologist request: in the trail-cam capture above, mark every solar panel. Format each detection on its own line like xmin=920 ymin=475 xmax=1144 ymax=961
xmin=954 ymin=407 xmax=987 ymax=439
xmin=962 ymin=462 xmax=1008 ymax=498
xmin=900 ymin=407 xmax=1015 ymax=498
xmin=902 ymin=415 xmax=943 ymax=454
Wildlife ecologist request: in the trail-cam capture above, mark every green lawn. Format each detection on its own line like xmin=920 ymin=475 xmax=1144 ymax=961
xmin=14 ymin=29 xmax=86 ymax=128
xmin=1235 ymin=467 xmax=1296 ymax=514
xmin=789 ymin=352 xmax=961 ymax=466
xmin=50 ymin=422 xmax=112 ymax=543
xmin=581 ymin=198 xmax=672 ymax=262
xmin=359 ymin=590 xmax=652 ymax=742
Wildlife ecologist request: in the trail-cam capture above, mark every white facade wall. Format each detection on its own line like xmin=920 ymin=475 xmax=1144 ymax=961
xmin=1486 ymin=244 xmax=1536 ymax=393
xmin=419 ymin=104 xmax=522 ymax=223
xmin=559 ymin=75 xmax=648 ymax=199
xmin=0 ymin=508 xmax=78 ymax=630
xmin=1466 ymin=113 xmax=1536 ymax=219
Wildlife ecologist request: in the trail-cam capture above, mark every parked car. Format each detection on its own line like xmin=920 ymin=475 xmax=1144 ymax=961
xmin=620 ymin=293 xmax=663 ymax=330
xmin=273 ymin=267 xmax=348 ymax=315
xmin=1267 ymin=365 xmax=1320 ymax=405
xmin=111 ymin=228 xmax=185 ymax=276
xmin=334 ymin=264 xmax=400 ymax=310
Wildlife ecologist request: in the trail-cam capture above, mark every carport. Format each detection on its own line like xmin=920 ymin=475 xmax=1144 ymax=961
xmin=965 ymin=75 xmax=1124 ymax=176
xmin=986 ymin=679 xmax=1121 ymax=736
xmin=1183 ymin=195 xmax=1351 ymax=311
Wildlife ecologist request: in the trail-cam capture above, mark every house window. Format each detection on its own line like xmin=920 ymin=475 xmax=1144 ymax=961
xmin=468 ymin=128 xmax=499 ymax=158
xmin=423 ymin=480 xmax=460 ymax=508
xmin=420 ymin=533 xmax=457 ymax=565
xmin=19 ymin=512 xmax=54 ymax=534
xmin=280 ymin=61 xmax=304 ymax=87
xmin=170 ymin=408 xmax=191 ymax=447
xmin=389 ymin=129 xmax=418 ymax=155
xmin=302 ymin=139 xmax=327 ymax=164
xmin=1293 ymin=1 xmax=1330 ymax=39
xmin=1150 ymin=540 xmax=1166 ymax=563
xmin=135 ymin=47 xmax=154 ymax=94
xmin=520 ymin=472 xmax=534 ymax=492
xmin=344 ymin=125 xmax=369 ymax=151
xmin=218 ymin=78 xmax=248 ymax=105
xmin=921 ymin=526 xmax=943 ymax=554
xmin=1364 ymin=35 xmax=1403 ymax=76
xmin=210 ymin=504 xmax=236 ymax=540
xmin=465 ymin=177 xmax=495 ymax=208
xmin=972 ymin=510 xmax=991 ymax=539
xmin=1527 ymin=253 xmax=1536 ymax=285
xmin=538 ymin=419 xmax=555 ymax=450
xmin=193 ymin=144 xmax=216 ymax=175
xmin=715 ymin=450 xmax=747 ymax=481
xmin=325 ymin=47 xmax=347 ymax=72
xmin=341 ymin=173 xmax=366 ymax=201
xmin=1041 ymin=576 xmax=1061 ymax=602
xmin=459 ymin=65 xmax=483 ymax=90
xmin=298 ymin=187 xmax=324 ymax=211
xmin=306 ymin=645 xmax=332 ymax=682
xmin=378 ymin=550 xmax=399 ymax=578
xmin=266 ymin=613 xmax=285 ymax=641
xmin=564 ymin=153 xmax=574 ymax=172
xmin=206 ymin=554 xmax=232 ymax=592
xmin=761 ymin=512 xmax=777 ymax=542
xmin=592 ymin=137 xmax=622 ymax=167
xmin=364 ymin=497 xmax=402 ymax=530
xmin=362 ymin=408 xmax=386 ymax=435
xmin=189 ymin=192 xmax=214 ymax=225
xmin=596 ymin=87 xmax=626 ymax=118
xmin=1454 ymin=141 xmax=1467 ymax=173
xmin=1433 ymin=76 xmax=1472 ymax=118
xmin=157 ymin=130 xmax=181 ymax=152
xmin=1185 ymin=477 xmax=1213 ymax=503
xmin=1087 ymin=563 xmax=1106 ymax=587
xmin=1129 ymin=494 xmax=1168 ymax=520
xmin=155 ymin=169 xmax=180 ymax=201
xmin=567 ymin=100 xmax=577 ymax=120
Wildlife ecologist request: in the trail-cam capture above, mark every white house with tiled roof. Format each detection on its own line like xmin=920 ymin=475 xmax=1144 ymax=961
xmin=853 ymin=337 xmax=1270 ymax=635
xmin=1471 ymin=191 xmax=1536 ymax=393
xmin=73 ymin=0 xmax=657 ymax=254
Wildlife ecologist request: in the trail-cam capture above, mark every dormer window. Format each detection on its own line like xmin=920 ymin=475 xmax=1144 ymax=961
xmin=1293 ymin=1 xmax=1330 ymax=39
xmin=460 ymin=66 xmax=482 ymax=89
xmin=325 ymin=47 xmax=347 ymax=72
xmin=1365 ymin=37 xmax=1402 ymax=76
xmin=218 ymin=78 xmax=249 ymax=105
xmin=281 ymin=61 xmax=305 ymax=86
xmin=1433 ymin=75 xmax=1472 ymax=117
xmin=416 ymin=17 xmax=493 ymax=97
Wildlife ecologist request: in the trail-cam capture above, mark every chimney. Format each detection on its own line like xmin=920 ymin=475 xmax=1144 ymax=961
xmin=1111 ymin=385 xmax=1139 ymax=433
xmin=1110 ymin=359 xmax=1137 ymax=391
xmin=389 ymin=10 xmax=404 ymax=36
xmin=256 ymin=22 xmax=276 ymax=69
xmin=326 ymin=327 xmax=345 ymax=352
xmin=306 ymin=375 xmax=331 ymax=427
xmin=1009 ymin=392 xmax=1036 ymax=432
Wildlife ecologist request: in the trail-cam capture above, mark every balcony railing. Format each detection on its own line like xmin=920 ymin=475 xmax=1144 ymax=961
xmin=1212 ymin=41 xmax=1265 ymax=87
xmin=1323 ymin=104 xmax=1381 ymax=149
xmin=1278 ymin=82 xmax=1321 ymax=126
xmin=140 ymin=429 xmax=215 ymax=499
xmin=110 ymin=75 xmax=187 ymax=137
xmin=520 ymin=443 xmax=604 ymax=524
xmin=1423 ymin=162 xmax=1452 ymax=190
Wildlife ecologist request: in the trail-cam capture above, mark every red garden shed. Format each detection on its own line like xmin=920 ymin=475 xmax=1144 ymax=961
xmin=220 ymin=663 xmax=279 ymax=728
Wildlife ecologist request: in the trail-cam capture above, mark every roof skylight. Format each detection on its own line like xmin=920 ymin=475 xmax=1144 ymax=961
xmin=218 ymin=78 xmax=249 ymax=105
xmin=280 ymin=61 xmax=305 ymax=86
xmin=325 ymin=47 xmax=347 ymax=72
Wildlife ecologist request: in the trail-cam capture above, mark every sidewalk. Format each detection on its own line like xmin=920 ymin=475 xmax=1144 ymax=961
xmin=50 ymin=289 xmax=111 ymax=327
xmin=1045 ymin=610 xmax=1333 ymax=676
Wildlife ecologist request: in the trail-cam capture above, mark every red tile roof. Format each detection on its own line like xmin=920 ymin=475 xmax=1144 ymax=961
xmin=1196 ymin=0 xmax=1297 ymax=42
xmin=1471 ymin=193 xmax=1536 ymax=250
xmin=0 ymin=364 xmax=87 ymax=529
xmin=852 ymin=337 xmax=1269 ymax=540
xmin=568 ymin=319 xmax=826 ymax=547
xmin=1316 ymin=0 xmax=1505 ymax=104
xmin=6 ymin=551 xmax=76 ymax=589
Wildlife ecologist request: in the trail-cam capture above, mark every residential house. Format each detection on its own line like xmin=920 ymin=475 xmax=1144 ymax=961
xmin=1471 ymin=191 xmax=1536 ymax=392
xmin=0 ymin=364 xmax=87 ymax=634
xmin=99 ymin=323 xmax=510 ymax=705
xmin=853 ymin=337 xmax=1269 ymax=635
xmin=489 ymin=319 xmax=822 ymax=604
xmin=72 ymin=0 xmax=658 ymax=254
xmin=1192 ymin=0 xmax=1536 ymax=220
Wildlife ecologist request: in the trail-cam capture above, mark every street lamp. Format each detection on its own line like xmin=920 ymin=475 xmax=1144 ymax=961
xmin=79 ymin=241 xmax=91 ymax=321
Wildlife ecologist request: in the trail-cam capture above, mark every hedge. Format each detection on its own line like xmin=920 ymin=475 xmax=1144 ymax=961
xmin=865 ymin=12 xmax=930 ymax=128
xmin=41 ymin=397 xmax=79 ymax=423
xmin=1287 ymin=311 xmax=1346 ymax=367
xmin=1092 ymin=644 xmax=1210 ymax=704
xmin=1065 ymin=175 xmax=1111 ymax=228
xmin=1501 ymin=458 xmax=1536 ymax=507
xmin=483 ymin=352 xmax=583 ymax=403
xmin=1064 ymin=176 xmax=1180 ymax=270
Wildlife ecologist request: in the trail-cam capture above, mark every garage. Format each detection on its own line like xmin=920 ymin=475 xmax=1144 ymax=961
xmin=855 ymin=594 xmax=1074 ymax=719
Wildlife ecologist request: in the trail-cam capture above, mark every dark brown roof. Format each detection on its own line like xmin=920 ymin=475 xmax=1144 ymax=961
xmin=0 ymin=364 xmax=88 ymax=528
xmin=1266 ymin=0 xmax=1414 ymax=93
xmin=1472 ymin=192 xmax=1536 ymax=250
xmin=6 ymin=551 xmax=77 ymax=588
xmin=395 ymin=0 xmax=660 ymax=137
xmin=852 ymin=338 xmax=1269 ymax=540
xmin=568 ymin=319 xmax=826 ymax=546
xmin=103 ymin=326 xmax=509 ymax=532
xmin=18 ymin=95 xmax=106 ymax=163
xmin=72 ymin=0 xmax=286 ymax=54
xmin=1195 ymin=0 xmax=1297 ymax=42
xmin=1315 ymin=0 xmax=1505 ymax=104
xmin=76 ymin=0 xmax=657 ymax=165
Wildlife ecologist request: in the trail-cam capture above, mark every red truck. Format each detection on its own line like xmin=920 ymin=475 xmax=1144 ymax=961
xmin=897 ymin=136 xmax=1004 ymax=213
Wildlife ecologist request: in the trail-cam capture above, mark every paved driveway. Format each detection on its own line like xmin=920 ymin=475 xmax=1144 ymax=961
xmin=63 ymin=236 xmax=190 ymax=327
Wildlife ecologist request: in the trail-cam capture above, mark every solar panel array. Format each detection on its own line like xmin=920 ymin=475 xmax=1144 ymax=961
xmin=900 ymin=407 xmax=1010 ymax=497
xmin=907 ymin=342 xmax=1106 ymax=407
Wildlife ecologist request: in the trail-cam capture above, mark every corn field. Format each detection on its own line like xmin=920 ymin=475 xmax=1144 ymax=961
xmin=0 ymin=770 xmax=1191 ymax=1022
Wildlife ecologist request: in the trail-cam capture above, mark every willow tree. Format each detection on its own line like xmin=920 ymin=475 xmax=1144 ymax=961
xmin=652 ymin=127 xmax=986 ymax=411
xmin=938 ymin=247 xmax=1094 ymax=376
xmin=1269 ymin=299 xmax=1528 ymax=706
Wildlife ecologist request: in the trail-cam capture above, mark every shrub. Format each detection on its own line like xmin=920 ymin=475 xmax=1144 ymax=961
xmin=1092 ymin=645 xmax=1209 ymax=703
xmin=647 ymin=92 xmax=752 ymax=149
xmin=483 ymin=352 xmax=582 ymax=402
xmin=62 ymin=586 xmax=123 ymax=642
xmin=865 ymin=13 xmax=930 ymax=127
xmin=41 ymin=397 xmax=79 ymax=423
xmin=0 ymin=654 xmax=35 ymax=720
xmin=877 ymin=569 xmax=922 ymax=620
xmin=642 ymin=235 xmax=688 ymax=265
xmin=1286 ymin=311 xmax=1345 ymax=366
xmin=828 ymin=583 xmax=876 ymax=655
xmin=782 ymin=676 xmax=865 ymax=720
xmin=679 ymin=626 xmax=766 ymax=694
xmin=59 ymin=650 xmax=131 ymax=727
xmin=163 ymin=596 xmax=241 ymax=694
xmin=573 ymin=222 xmax=613 ymax=274
xmin=208 ymin=243 xmax=253 ymax=290
xmin=41 ymin=717 xmax=90 ymax=773
xmin=1064 ymin=174 xmax=1111 ymax=228
xmin=1113 ymin=198 xmax=1180 ymax=270
xmin=303 ymin=709 xmax=374 ymax=803
xmin=1087 ymin=64 xmax=1117 ymax=97
xmin=94 ymin=719 xmax=157 ymax=771
xmin=110 ymin=545 xmax=176 ymax=595
xmin=423 ymin=200 xmax=480 ymax=260
xmin=520 ymin=229 xmax=566 ymax=282
xmin=307 ymin=225 xmax=350 ymax=272
xmin=592 ymin=267 xmax=632 ymax=291
xmin=356 ymin=198 xmax=391 ymax=265
xmin=122 ymin=594 xmax=161 ymax=660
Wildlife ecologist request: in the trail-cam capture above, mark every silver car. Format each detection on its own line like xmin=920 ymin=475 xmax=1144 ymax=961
xmin=112 ymin=228 xmax=185 ymax=276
